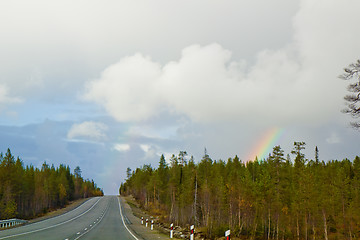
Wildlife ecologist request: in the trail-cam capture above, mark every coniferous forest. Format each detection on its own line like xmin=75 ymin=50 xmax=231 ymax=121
xmin=0 ymin=148 xmax=103 ymax=220
xmin=120 ymin=142 xmax=360 ymax=240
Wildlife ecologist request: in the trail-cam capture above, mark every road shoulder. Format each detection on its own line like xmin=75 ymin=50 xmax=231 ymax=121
xmin=28 ymin=198 xmax=91 ymax=224
xmin=120 ymin=196 xmax=173 ymax=240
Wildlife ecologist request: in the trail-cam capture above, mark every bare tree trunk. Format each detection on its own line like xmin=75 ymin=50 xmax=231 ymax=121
xmin=238 ymin=195 xmax=242 ymax=233
xmin=153 ymin=184 xmax=156 ymax=205
xmin=312 ymin=222 xmax=316 ymax=240
xmin=272 ymin=222 xmax=276 ymax=240
xmin=239 ymin=221 xmax=245 ymax=237
xmin=296 ymin=215 xmax=300 ymax=240
xmin=349 ymin=221 xmax=353 ymax=240
xmin=251 ymin=222 xmax=257 ymax=240
xmin=229 ymin=201 xmax=233 ymax=228
xmin=268 ymin=209 xmax=271 ymax=240
xmin=194 ymin=176 xmax=197 ymax=226
xmin=305 ymin=213 xmax=308 ymax=240
xmin=322 ymin=210 xmax=328 ymax=240
xmin=276 ymin=216 xmax=279 ymax=240
xmin=349 ymin=227 xmax=352 ymax=240
xmin=206 ymin=200 xmax=210 ymax=228
xmin=170 ymin=190 xmax=175 ymax=221
xmin=145 ymin=191 xmax=148 ymax=207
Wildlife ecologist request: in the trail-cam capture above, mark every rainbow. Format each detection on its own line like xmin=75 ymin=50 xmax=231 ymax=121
xmin=246 ymin=127 xmax=284 ymax=161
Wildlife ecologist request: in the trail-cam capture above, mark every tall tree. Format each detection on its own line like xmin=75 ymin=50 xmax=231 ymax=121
xmin=157 ymin=155 xmax=169 ymax=206
xmin=122 ymin=147 xmax=360 ymax=239
xmin=314 ymin=146 xmax=320 ymax=165
xmin=0 ymin=149 xmax=103 ymax=220
xmin=339 ymin=59 xmax=360 ymax=128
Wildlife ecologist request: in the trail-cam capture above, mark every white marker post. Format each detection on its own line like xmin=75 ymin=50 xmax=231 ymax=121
xmin=190 ymin=225 xmax=195 ymax=240
xmin=151 ymin=220 xmax=154 ymax=230
xmin=146 ymin=219 xmax=148 ymax=227
xmin=225 ymin=230 xmax=230 ymax=240
xmin=170 ymin=223 xmax=174 ymax=239
xmin=141 ymin=217 xmax=144 ymax=225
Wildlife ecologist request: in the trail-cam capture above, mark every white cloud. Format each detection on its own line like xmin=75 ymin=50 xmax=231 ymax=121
xmin=0 ymin=84 xmax=22 ymax=104
xmin=67 ymin=121 xmax=108 ymax=140
xmin=83 ymin=54 xmax=163 ymax=122
xmin=326 ymin=133 xmax=340 ymax=144
xmin=126 ymin=124 xmax=177 ymax=139
xmin=113 ymin=143 xmax=131 ymax=152
xmin=140 ymin=144 xmax=151 ymax=153
xmin=82 ymin=43 xmax=338 ymax=125
xmin=82 ymin=0 xmax=360 ymax=127
xmin=140 ymin=144 xmax=157 ymax=159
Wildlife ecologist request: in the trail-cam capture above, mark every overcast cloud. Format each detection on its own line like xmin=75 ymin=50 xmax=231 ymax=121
xmin=67 ymin=121 xmax=108 ymax=140
xmin=0 ymin=0 xmax=359 ymax=194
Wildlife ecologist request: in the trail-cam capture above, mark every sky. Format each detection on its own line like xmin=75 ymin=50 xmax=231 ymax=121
xmin=1 ymin=0 xmax=360 ymax=195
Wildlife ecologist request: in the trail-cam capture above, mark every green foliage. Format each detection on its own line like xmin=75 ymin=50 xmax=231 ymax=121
xmin=120 ymin=146 xmax=360 ymax=240
xmin=0 ymin=148 xmax=103 ymax=220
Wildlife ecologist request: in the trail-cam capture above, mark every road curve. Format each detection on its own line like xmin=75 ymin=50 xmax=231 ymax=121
xmin=0 ymin=196 xmax=137 ymax=240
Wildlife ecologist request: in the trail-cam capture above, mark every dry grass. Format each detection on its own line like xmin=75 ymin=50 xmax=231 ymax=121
xmin=28 ymin=198 xmax=89 ymax=223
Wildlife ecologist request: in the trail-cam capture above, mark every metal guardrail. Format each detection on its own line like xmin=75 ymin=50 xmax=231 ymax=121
xmin=0 ymin=219 xmax=28 ymax=228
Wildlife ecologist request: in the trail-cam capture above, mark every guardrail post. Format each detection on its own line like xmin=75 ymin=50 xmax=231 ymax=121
xmin=170 ymin=223 xmax=174 ymax=238
xmin=190 ymin=225 xmax=194 ymax=240
xmin=0 ymin=219 xmax=28 ymax=229
xmin=225 ymin=230 xmax=230 ymax=240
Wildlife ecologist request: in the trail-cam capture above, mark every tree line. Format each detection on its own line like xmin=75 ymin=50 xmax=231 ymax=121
xmin=120 ymin=143 xmax=360 ymax=240
xmin=0 ymin=148 xmax=103 ymax=220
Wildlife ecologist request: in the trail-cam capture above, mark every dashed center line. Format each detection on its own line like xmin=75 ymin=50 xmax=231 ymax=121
xmin=72 ymin=198 xmax=112 ymax=240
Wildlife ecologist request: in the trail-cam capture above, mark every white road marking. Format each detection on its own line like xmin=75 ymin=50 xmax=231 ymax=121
xmin=118 ymin=197 xmax=139 ymax=240
xmin=30 ymin=198 xmax=96 ymax=226
xmin=0 ymin=197 xmax=102 ymax=240
xmin=73 ymin=197 xmax=111 ymax=240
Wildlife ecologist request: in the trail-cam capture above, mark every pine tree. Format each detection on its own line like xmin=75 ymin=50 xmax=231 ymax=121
xmin=122 ymin=148 xmax=360 ymax=239
xmin=339 ymin=59 xmax=360 ymax=128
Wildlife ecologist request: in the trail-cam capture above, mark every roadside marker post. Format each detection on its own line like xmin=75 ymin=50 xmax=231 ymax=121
xmin=146 ymin=219 xmax=148 ymax=227
xmin=190 ymin=225 xmax=194 ymax=240
xmin=170 ymin=223 xmax=174 ymax=238
xmin=151 ymin=220 xmax=154 ymax=230
xmin=225 ymin=230 xmax=230 ymax=240
xmin=141 ymin=217 xmax=144 ymax=225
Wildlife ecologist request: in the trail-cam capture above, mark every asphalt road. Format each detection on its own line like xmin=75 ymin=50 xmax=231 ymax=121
xmin=0 ymin=196 xmax=138 ymax=240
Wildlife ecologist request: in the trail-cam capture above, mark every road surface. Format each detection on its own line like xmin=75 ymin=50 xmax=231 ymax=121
xmin=0 ymin=196 xmax=138 ymax=240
